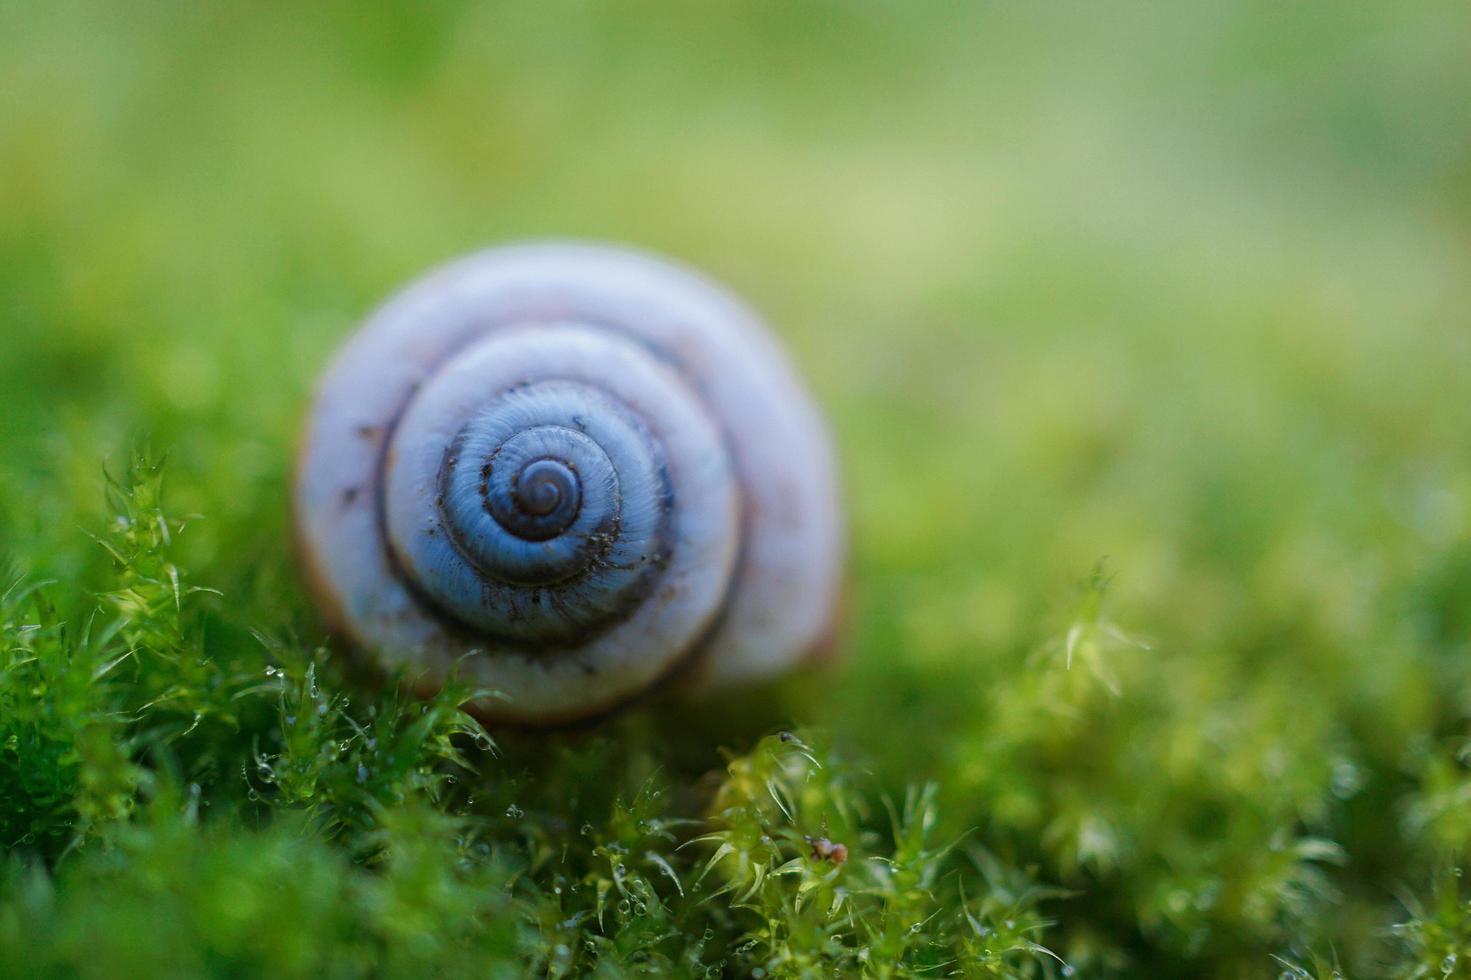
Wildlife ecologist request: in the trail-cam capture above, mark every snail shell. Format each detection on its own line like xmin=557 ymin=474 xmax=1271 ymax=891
xmin=295 ymin=242 xmax=843 ymax=725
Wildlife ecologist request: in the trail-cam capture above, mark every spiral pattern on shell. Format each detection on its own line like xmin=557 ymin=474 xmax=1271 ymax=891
xmin=295 ymin=242 xmax=843 ymax=724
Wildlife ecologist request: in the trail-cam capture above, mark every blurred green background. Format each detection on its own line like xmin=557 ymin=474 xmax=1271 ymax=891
xmin=4 ymin=1 xmax=1471 ymax=975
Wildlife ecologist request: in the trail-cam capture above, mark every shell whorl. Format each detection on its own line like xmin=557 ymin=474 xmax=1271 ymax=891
xmin=295 ymin=242 xmax=843 ymax=724
xmin=381 ymin=323 xmax=735 ymax=650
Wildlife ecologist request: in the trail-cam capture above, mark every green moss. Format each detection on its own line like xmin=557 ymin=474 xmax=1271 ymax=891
xmin=5 ymin=2 xmax=1471 ymax=976
xmin=1 ymin=456 xmax=1065 ymax=977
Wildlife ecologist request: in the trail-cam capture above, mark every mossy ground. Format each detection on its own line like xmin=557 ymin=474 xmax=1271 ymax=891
xmin=4 ymin=2 xmax=1471 ymax=977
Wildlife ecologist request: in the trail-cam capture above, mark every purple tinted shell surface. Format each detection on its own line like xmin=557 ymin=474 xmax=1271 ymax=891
xmin=295 ymin=242 xmax=844 ymax=724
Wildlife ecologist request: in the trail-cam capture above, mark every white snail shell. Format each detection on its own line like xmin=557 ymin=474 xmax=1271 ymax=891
xmin=294 ymin=242 xmax=844 ymax=725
